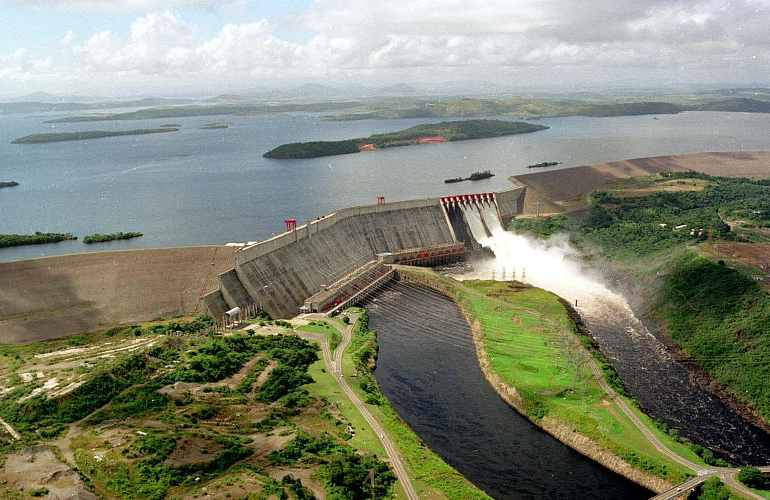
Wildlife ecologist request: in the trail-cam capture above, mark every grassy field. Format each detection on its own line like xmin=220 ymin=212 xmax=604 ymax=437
xmin=297 ymin=321 xmax=342 ymax=351
xmin=457 ymin=279 xmax=694 ymax=484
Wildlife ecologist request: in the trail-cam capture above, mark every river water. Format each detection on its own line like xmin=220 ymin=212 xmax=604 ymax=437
xmin=449 ymin=206 xmax=770 ymax=466
xmin=4 ymin=110 xmax=770 ymax=261
xmin=366 ymin=283 xmax=653 ymax=500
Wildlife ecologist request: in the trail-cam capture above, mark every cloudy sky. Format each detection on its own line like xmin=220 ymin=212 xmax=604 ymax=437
xmin=1 ymin=0 xmax=769 ymax=97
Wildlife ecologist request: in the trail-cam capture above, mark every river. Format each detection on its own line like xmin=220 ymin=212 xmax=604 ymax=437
xmin=4 ymin=110 xmax=770 ymax=261
xmin=366 ymin=282 xmax=653 ymax=500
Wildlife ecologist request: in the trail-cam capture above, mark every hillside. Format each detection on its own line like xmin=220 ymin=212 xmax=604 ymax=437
xmin=11 ymin=128 xmax=178 ymax=144
xmin=263 ymin=119 xmax=548 ymax=159
xmin=509 ymin=172 xmax=770 ymax=426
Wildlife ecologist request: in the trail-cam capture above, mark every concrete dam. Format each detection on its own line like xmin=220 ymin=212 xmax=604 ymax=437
xmin=202 ymin=187 xmax=524 ymax=320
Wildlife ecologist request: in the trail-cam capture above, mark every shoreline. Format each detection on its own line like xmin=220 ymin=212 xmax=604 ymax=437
xmin=395 ymin=268 xmax=675 ymax=494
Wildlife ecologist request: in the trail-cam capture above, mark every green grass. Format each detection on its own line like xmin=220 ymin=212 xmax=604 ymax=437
xmin=748 ymin=487 xmax=770 ymax=499
xmin=459 ymin=280 xmax=692 ymax=483
xmin=304 ymin=355 xmax=386 ymax=457
xmin=297 ymin=323 xmax=342 ymax=351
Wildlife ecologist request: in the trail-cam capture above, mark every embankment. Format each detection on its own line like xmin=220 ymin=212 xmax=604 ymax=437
xmin=511 ymin=151 xmax=770 ymax=214
xmin=394 ymin=267 xmax=675 ymax=494
xmin=0 ymin=246 xmax=234 ymax=343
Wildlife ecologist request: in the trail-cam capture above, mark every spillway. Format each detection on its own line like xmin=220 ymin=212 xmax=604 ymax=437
xmin=455 ymin=214 xmax=770 ymax=465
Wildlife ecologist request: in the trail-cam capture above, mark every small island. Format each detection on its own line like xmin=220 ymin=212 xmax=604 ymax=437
xmin=264 ymin=119 xmax=548 ymax=159
xmin=11 ymin=128 xmax=179 ymax=144
xmin=0 ymin=232 xmax=76 ymax=248
xmin=0 ymin=181 xmax=19 ymax=189
xmin=83 ymin=232 xmax=143 ymax=244
xmin=201 ymin=123 xmax=229 ymax=129
xmin=526 ymin=161 xmax=561 ymax=169
xmin=444 ymin=170 xmax=495 ymax=183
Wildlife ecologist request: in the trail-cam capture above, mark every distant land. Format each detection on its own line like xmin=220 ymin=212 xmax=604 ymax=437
xmin=83 ymin=231 xmax=143 ymax=244
xmin=0 ymin=181 xmax=19 ymax=188
xmin=324 ymin=97 xmax=770 ymax=121
xmin=527 ymin=161 xmax=561 ymax=169
xmin=11 ymin=128 xmax=179 ymax=144
xmin=263 ymin=119 xmax=548 ymax=159
xmin=201 ymin=123 xmax=229 ymax=129
xmin=0 ymin=97 xmax=193 ymax=115
xmin=0 ymin=232 xmax=76 ymax=248
xmin=444 ymin=170 xmax=495 ymax=183
xmin=43 ymin=102 xmax=361 ymax=123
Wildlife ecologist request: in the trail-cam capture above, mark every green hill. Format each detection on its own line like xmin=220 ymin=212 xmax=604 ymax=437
xmin=264 ymin=119 xmax=548 ymax=159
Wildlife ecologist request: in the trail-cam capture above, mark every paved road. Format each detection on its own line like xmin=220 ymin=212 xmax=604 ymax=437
xmin=298 ymin=314 xmax=420 ymax=500
xmin=0 ymin=416 xmax=20 ymax=440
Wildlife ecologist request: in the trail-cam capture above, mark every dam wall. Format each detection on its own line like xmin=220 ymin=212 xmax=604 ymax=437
xmin=1 ymin=246 xmax=235 ymax=344
xmin=205 ymin=197 xmax=458 ymax=318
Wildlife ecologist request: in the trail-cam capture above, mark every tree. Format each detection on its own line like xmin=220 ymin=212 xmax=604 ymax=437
xmin=738 ymin=467 xmax=766 ymax=489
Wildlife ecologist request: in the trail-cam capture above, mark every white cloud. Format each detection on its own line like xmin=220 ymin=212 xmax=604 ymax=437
xmin=61 ymin=30 xmax=75 ymax=46
xmin=0 ymin=47 xmax=55 ymax=84
xmin=6 ymin=0 xmax=245 ymax=13
xmin=6 ymin=0 xmax=770 ymax=94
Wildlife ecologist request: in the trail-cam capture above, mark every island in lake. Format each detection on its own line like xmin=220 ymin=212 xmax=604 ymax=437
xmin=526 ymin=161 xmax=561 ymax=169
xmin=0 ymin=181 xmax=19 ymax=189
xmin=0 ymin=232 xmax=76 ymax=248
xmin=444 ymin=170 xmax=495 ymax=183
xmin=83 ymin=231 xmax=143 ymax=244
xmin=263 ymin=119 xmax=548 ymax=159
xmin=11 ymin=128 xmax=179 ymax=144
xmin=201 ymin=123 xmax=229 ymax=129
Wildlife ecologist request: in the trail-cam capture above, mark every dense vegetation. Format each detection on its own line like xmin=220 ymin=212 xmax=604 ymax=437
xmin=11 ymin=128 xmax=178 ymax=144
xmin=444 ymin=170 xmax=494 ymax=183
xmin=693 ymin=477 xmax=742 ymax=500
xmin=83 ymin=231 xmax=143 ymax=244
xmin=0 ymin=231 xmax=76 ymax=248
xmin=738 ymin=466 xmax=768 ymax=489
xmin=527 ymin=161 xmax=560 ymax=169
xmin=264 ymin=119 xmax=547 ymax=158
xmin=269 ymin=432 xmax=395 ymax=499
xmin=509 ymin=172 xmax=770 ymax=424
xmin=0 ymin=181 xmax=19 ymax=188
xmin=264 ymin=140 xmax=360 ymax=159
xmin=660 ymin=253 xmax=770 ymax=421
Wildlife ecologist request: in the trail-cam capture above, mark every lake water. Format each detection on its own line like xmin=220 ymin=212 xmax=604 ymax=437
xmin=2 ymin=109 xmax=770 ymax=261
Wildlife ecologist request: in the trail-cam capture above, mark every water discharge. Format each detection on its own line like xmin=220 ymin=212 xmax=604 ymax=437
xmin=452 ymin=203 xmax=770 ymax=464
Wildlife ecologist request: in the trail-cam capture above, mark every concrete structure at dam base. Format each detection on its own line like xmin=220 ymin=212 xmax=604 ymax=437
xmin=202 ymin=188 xmax=523 ymax=321
xmin=5 ymin=151 xmax=770 ymax=342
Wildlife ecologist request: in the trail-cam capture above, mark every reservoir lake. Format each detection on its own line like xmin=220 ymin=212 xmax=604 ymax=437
xmin=2 ymin=110 xmax=770 ymax=261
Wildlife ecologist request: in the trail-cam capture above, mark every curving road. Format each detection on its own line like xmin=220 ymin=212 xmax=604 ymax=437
xmin=297 ymin=313 xmax=420 ymax=500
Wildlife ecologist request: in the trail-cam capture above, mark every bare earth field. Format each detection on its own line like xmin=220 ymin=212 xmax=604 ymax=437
xmin=511 ymin=151 xmax=770 ymax=210
xmin=0 ymin=246 xmax=235 ymax=343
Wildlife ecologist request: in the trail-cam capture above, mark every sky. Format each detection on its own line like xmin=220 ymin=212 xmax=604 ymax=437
xmin=1 ymin=0 xmax=769 ymax=97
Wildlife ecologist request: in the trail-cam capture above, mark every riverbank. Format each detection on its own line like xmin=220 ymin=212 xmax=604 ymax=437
xmin=394 ymin=266 xmax=701 ymax=493
xmin=341 ymin=308 xmax=492 ymax=500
